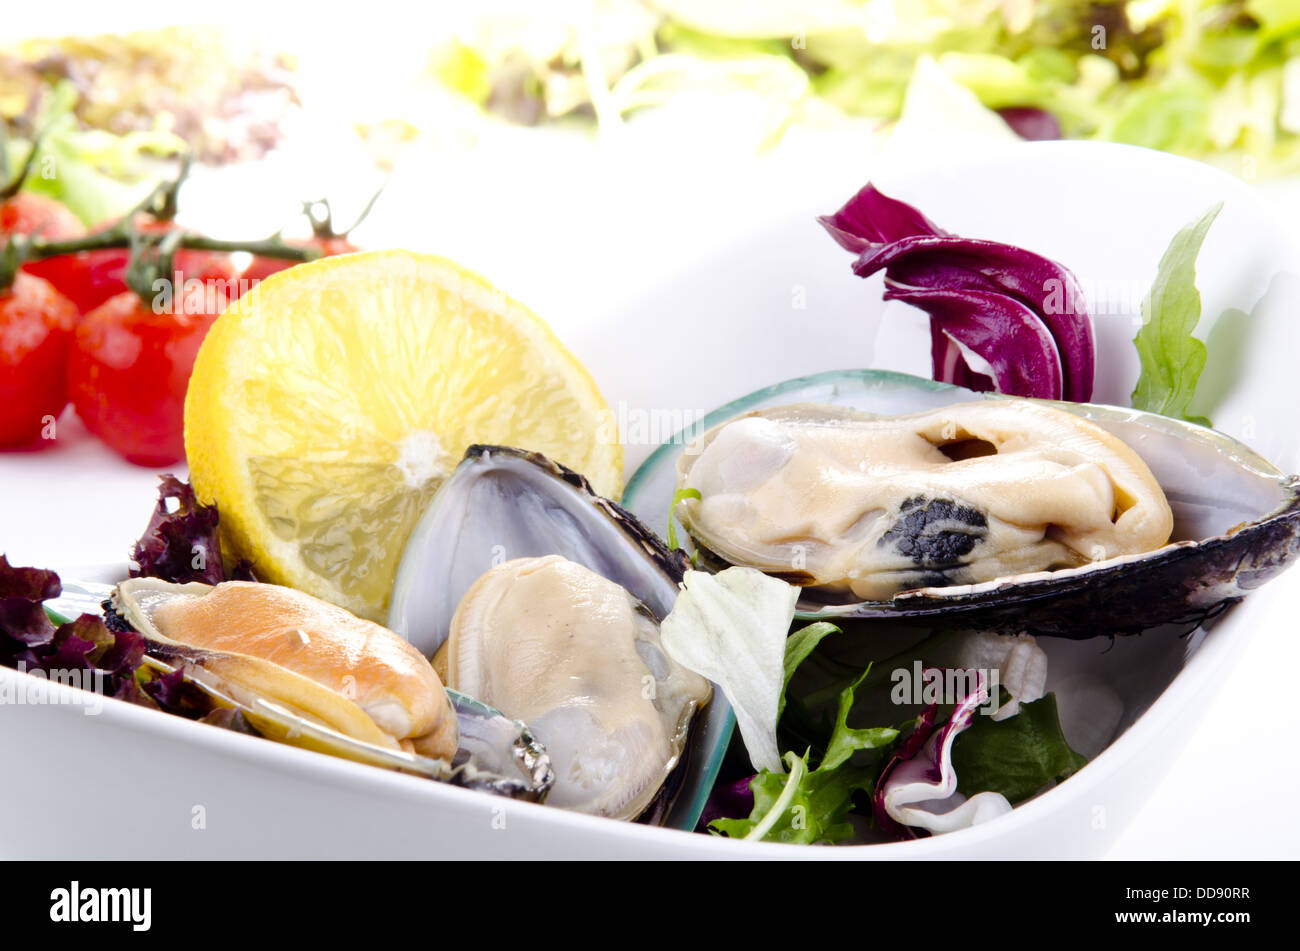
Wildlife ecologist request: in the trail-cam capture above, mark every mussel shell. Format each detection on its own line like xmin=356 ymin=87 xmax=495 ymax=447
xmin=389 ymin=446 xmax=689 ymax=658
xmin=103 ymin=578 xmax=551 ymax=800
xmin=627 ymin=369 xmax=1300 ymax=639
xmin=442 ymin=689 xmax=553 ymax=800
xmin=143 ymin=646 xmax=552 ymax=800
xmin=387 ymin=445 xmax=733 ymax=829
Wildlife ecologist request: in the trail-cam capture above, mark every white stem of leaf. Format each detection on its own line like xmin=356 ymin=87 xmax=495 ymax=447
xmin=744 ymin=752 xmax=805 ymax=842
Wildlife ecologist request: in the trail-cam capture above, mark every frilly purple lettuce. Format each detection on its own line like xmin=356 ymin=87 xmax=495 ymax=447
xmin=1 ymin=555 xmax=149 ymax=705
xmin=818 ymin=183 xmax=1095 ymax=402
xmin=873 ymin=667 xmax=1012 ymax=839
xmin=0 ymin=554 xmax=245 ymax=717
xmin=131 ymin=475 xmax=254 ymax=584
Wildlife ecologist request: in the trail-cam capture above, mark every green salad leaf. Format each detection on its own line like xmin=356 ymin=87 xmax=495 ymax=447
xmin=1129 ymin=202 xmax=1223 ymax=427
xmin=435 ymin=3 xmax=1300 ymax=172
xmin=681 ymin=576 xmax=1076 ymax=843
xmin=5 ymin=81 xmax=185 ymax=226
xmin=711 ymin=655 xmax=898 ymax=845
xmin=1247 ymin=0 xmax=1300 ymax=41
xmin=778 ymin=620 xmax=838 ymax=719
xmin=820 ymin=668 xmax=900 ymax=772
xmin=711 ymin=750 xmax=878 ymax=845
xmin=1109 ymin=80 xmax=1214 ymax=155
xmin=951 ymin=693 xmax=1086 ymax=804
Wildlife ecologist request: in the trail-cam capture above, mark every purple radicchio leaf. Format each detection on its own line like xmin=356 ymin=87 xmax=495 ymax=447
xmin=884 ymin=281 xmax=1064 ymax=399
xmin=932 ymin=331 xmax=996 ymax=394
xmin=819 ymin=183 xmax=1095 ymax=402
xmin=872 ymin=668 xmax=1012 ymax=840
xmin=856 ymin=236 xmax=1094 ymax=402
xmin=871 ymin=702 xmax=938 ymax=841
xmin=817 ymin=183 xmax=948 ymax=253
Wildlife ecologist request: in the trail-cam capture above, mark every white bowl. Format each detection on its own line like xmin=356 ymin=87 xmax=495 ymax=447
xmin=3 ymin=140 xmax=1297 ymax=857
xmin=0 ymin=561 xmax=1285 ymax=858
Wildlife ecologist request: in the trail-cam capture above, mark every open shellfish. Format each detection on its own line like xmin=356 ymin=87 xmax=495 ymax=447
xmin=388 ymin=446 xmax=724 ymax=825
xmin=627 ymin=369 xmax=1300 ymax=639
xmin=109 ymin=577 xmax=551 ymax=798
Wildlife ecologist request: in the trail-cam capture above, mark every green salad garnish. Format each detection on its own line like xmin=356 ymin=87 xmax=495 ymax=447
xmin=1130 ymin=202 xmax=1223 ymax=427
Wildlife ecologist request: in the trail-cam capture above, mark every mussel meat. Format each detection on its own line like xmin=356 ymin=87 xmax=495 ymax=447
xmin=388 ymin=446 xmax=725 ymax=826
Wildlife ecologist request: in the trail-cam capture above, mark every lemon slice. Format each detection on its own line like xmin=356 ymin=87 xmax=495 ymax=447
xmin=184 ymin=250 xmax=622 ymax=621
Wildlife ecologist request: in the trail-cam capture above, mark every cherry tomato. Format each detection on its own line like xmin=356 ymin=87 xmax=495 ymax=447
xmin=34 ymin=216 xmax=240 ymax=315
xmin=0 ymin=193 xmax=90 ymax=307
xmin=242 ymin=234 xmax=357 ymax=285
xmin=0 ymin=272 xmax=79 ymax=447
xmin=0 ymin=192 xmax=86 ymax=243
xmin=68 ymin=282 xmax=226 ymax=466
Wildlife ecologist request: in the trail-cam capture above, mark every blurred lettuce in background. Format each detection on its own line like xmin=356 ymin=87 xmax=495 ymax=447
xmin=3 ymin=25 xmax=291 ymax=223
xmin=430 ymin=0 xmax=1300 ymax=174
xmin=3 ymin=80 xmax=185 ymax=225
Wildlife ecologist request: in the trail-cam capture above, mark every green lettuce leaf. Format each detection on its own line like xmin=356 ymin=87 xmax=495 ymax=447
xmin=1130 ymin=202 xmax=1223 ymax=426
xmin=1109 ymin=80 xmax=1215 ymax=154
xmin=7 ymin=81 xmax=185 ymax=226
xmin=432 ymin=2 xmax=1300 ymax=171
xmin=711 ymin=663 xmax=898 ymax=844
xmin=1247 ymin=0 xmax=1300 ymax=43
xmin=950 ymin=693 xmax=1086 ymax=804
xmin=711 ymin=750 xmax=876 ymax=845
xmin=779 ymin=620 xmax=838 ymax=720
xmin=820 ymin=668 xmax=900 ymax=771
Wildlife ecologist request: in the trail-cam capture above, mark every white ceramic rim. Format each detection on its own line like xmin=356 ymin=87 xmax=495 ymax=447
xmin=4 ymin=550 xmax=1272 ymax=857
